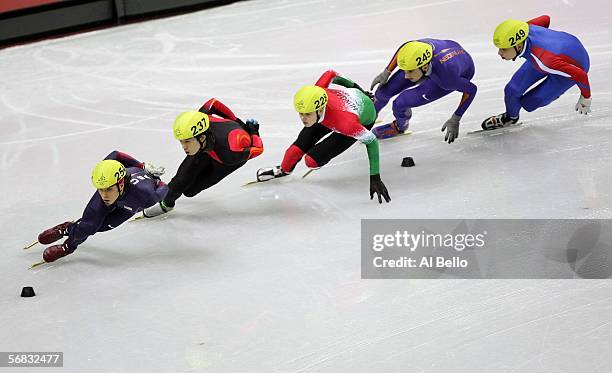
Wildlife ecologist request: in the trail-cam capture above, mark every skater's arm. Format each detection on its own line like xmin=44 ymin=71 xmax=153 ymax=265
xmin=153 ymin=180 xmax=169 ymax=205
xmin=134 ymin=178 xmax=169 ymax=210
xmin=363 ymin=136 xmax=381 ymax=176
xmin=247 ymin=134 xmax=264 ymax=159
xmin=315 ymin=70 xmax=339 ymax=88
xmin=452 ymin=78 xmax=478 ymax=117
xmin=527 ymin=15 xmax=550 ymax=28
xmin=199 ymin=98 xmax=238 ymax=121
xmin=332 ymin=113 xmax=380 ymax=175
xmin=531 ymin=48 xmax=591 ymax=98
xmin=333 ymin=75 xmax=369 ymax=94
xmin=224 ymin=128 xmax=264 ymax=164
xmin=65 ymin=193 xmax=111 ymax=249
xmin=104 ymin=151 xmax=144 ymax=169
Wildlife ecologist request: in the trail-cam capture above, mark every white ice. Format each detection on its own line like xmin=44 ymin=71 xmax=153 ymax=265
xmin=1 ymin=0 xmax=612 ymax=372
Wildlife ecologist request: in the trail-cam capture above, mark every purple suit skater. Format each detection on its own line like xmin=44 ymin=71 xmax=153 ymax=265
xmin=370 ymin=39 xmax=477 ymax=143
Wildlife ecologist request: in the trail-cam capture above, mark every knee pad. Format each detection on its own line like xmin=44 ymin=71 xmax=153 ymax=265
xmin=304 ymin=154 xmax=321 ymax=169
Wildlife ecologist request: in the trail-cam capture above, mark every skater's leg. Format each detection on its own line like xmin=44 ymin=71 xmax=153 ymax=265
xmin=281 ymin=123 xmax=331 ymax=172
xmin=305 ymin=133 xmax=360 ymax=169
xmin=394 ymin=78 xmax=453 ymax=130
xmin=183 ymin=160 xmax=246 ymax=196
xmin=164 ymin=153 xmax=212 ymax=206
xmin=373 ymin=70 xmax=415 ymax=113
xmin=504 ymin=61 xmax=546 ymax=119
xmin=520 ymin=75 xmax=576 ymax=112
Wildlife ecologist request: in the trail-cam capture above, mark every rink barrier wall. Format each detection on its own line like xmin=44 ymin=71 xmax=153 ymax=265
xmin=0 ymin=0 xmax=245 ymax=47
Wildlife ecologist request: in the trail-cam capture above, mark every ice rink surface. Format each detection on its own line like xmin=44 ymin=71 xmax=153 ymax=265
xmin=2 ymin=0 xmax=612 ymax=372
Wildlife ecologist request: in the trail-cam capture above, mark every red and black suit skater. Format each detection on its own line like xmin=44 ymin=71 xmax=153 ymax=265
xmin=142 ymin=98 xmax=264 ymax=217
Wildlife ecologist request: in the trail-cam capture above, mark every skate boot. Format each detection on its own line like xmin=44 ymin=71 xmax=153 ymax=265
xmin=256 ymin=166 xmax=290 ymax=182
xmin=43 ymin=242 xmax=72 ymax=263
xmin=481 ymin=113 xmax=519 ymax=130
xmin=143 ymin=201 xmax=173 ymax=218
xmin=372 ymin=120 xmax=408 ymax=139
xmin=38 ymin=221 xmax=73 ymax=245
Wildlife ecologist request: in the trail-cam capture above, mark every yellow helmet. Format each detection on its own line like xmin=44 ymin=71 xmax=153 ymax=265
xmin=293 ymin=86 xmax=328 ymax=113
xmin=493 ymin=19 xmax=529 ymax=49
xmin=92 ymin=160 xmax=126 ymax=189
xmin=173 ymin=111 xmax=210 ymax=140
xmin=397 ymin=41 xmax=433 ymax=71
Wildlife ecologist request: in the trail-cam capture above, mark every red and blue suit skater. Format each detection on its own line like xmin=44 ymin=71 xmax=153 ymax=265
xmin=370 ymin=38 xmax=477 ymax=141
xmin=483 ymin=15 xmax=591 ymax=129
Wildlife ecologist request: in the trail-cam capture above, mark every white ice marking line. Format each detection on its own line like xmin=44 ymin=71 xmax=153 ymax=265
xmin=0 ymin=113 xmax=173 ymax=145
xmin=45 ymin=83 xmax=154 ymax=120
xmin=131 ymin=58 xmax=390 ymax=73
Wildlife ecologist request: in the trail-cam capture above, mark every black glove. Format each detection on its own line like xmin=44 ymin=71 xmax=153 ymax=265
xmin=245 ymin=118 xmax=260 ymax=135
xmin=235 ymin=118 xmax=258 ymax=135
xmin=369 ymin=174 xmax=391 ymax=204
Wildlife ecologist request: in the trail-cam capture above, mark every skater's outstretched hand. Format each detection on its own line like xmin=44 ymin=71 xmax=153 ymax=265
xmin=370 ymin=69 xmax=391 ymax=91
xmin=370 ymin=174 xmax=391 ymax=204
xmin=575 ymin=95 xmax=591 ymax=115
xmin=144 ymin=162 xmax=165 ymax=177
xmin=441 ymin=114 xmax=461 ymax=144
xmin=245 ymin=118 xmax=260 ymax=134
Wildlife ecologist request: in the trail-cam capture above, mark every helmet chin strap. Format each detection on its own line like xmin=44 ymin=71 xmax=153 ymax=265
xmin=315 ymin=108 xmax=324 ymax=124
xmin=512 ymin=43 xmax=523 ymax=61
xmin=197 ymin=132 xmax=214 ymax=153
xmin=418 ymin=62 xmax=431 ymax=79
xmin=116 ymin=177 xmax=126 ymax=198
